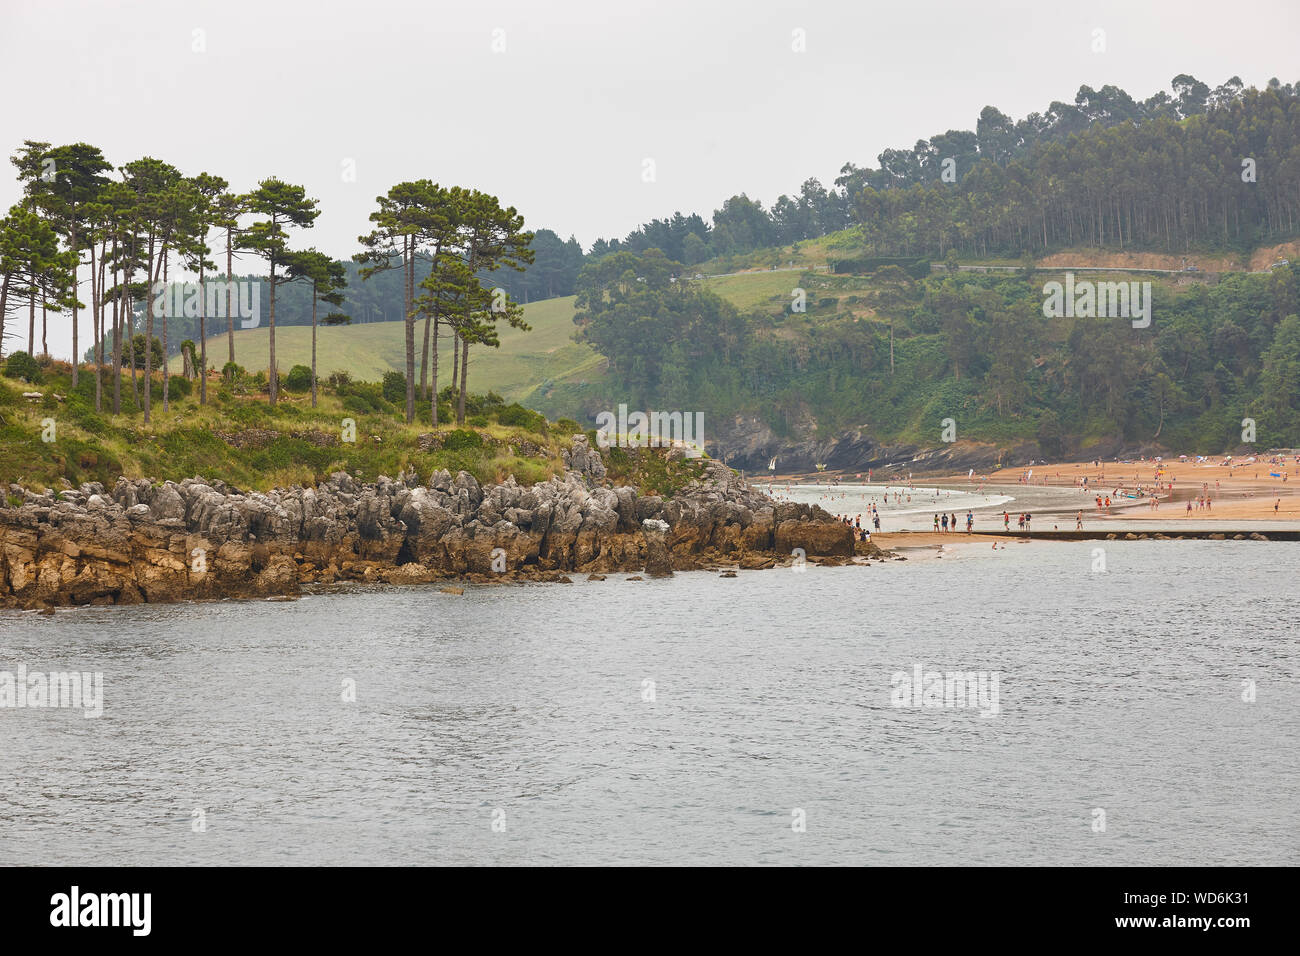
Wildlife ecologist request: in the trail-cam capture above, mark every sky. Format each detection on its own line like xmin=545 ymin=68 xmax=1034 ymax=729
xmin=2 ymin=0 xmax=1298 ymax=358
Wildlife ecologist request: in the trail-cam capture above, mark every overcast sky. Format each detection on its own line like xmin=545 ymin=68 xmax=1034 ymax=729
xmin=3 ymin=0 xmax=1298 ymax=357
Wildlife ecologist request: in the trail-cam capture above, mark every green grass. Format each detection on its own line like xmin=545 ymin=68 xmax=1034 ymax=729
xmin=170 ymin=296 xmax=605 ymax=405
xmin=0 ymin=363 xmax=577 ymax=493
xmin=703 ymin=272 xmax=808 ymax=311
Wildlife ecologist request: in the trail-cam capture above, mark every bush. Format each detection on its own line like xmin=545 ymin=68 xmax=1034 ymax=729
xmin=284 ymin=365 xmax=314 ymax=392
xmin=222 ymin=361 xmax=245 ymax=383
xmin=443 ymin=428 xmax=483 ymax=451
xmin=339 ymin=381 xmax=390 ymax=416
xmin=3 ymin=351 xmax=44 ymax=384
xmin=128 ymin=334 xmax=164 ymax=370
xmin=381 ymin=371 xmax=407 ymax=405
xmin=327 ymin=370 xmax=351 ymax=388
xmin=496 ymin=402 xmax=547 ymax=433
xmin=66 ymin=396 xmax=108 ymax=434
xmin=168 ymin=375 xmax=193 ymax=398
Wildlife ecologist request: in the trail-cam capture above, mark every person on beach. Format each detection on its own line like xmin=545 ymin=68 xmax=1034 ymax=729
xmin=1076 ymin=510 xmax=1083 ymax=530
xmin=1003 ymin=511 xmax=1010 ymax=530
xmin=966 ymin=511 xmax=973 ymax=532
xmin=934 ymin=514 xmax=940 ymax=532
xmin=1275 ymin=499 xmax=1280 ymax=514
xmin=1018 ymin=513 xmax=1025 ymax=531
xmin=950 ymin=513 xmax=957 ymax=534
xmin=941 ymin=513 xmax=949 ymax=532
xmin=1186 ymin=500 xmax=1193 ymax=515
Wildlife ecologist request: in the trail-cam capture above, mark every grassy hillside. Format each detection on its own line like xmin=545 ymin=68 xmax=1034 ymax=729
xmin=172 ymin=296 xmax=606 ymax=405
xmin=0 ymin=363 xmax=580 ymax=493
xmin=0 ymin=359 xmax=719 ymax=499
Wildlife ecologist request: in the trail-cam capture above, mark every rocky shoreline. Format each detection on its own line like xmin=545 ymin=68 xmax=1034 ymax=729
xmin=0 ymin=437 xmax=865 ymax=611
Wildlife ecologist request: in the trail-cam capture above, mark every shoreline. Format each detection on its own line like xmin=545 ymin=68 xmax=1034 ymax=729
xmin=0 ymin=439 xmax=865 ymax=612
xmin=753 ymin=454 xmax=1300 ymax=532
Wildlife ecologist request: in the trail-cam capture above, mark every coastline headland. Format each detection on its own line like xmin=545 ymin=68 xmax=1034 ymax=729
xmin=0 ymin=437 xmax=861 ymax=611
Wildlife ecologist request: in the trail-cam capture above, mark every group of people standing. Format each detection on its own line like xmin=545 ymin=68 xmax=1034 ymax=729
xmin=934 ymin=511 xmax=975 ymax=533
xmin=1002 ymin=511 xmax=1034 ymax=532
xmin=842 ymin=511 xmax=880 ymax=541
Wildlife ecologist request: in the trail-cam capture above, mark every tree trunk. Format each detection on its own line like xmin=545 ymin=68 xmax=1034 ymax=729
xmin=198 ymin=249 xmax=207 ymax=404
xmin=311 ymin=281 xmax=318 ymax=408
xmin=404 ymin=235 xmax=415 ymax=423
xmin=430 ymin=314 xmax=439 ymax=426
xmin=457 ymin=335 xmax=469 ymax=425
xmin=162 ymin=253 xmax=170 ymax=412
xmin=90 ymin=238 xmax=101 ymax=412
xmin=450 ymin=328 xmax=459 ymax=414
xmin=111 ymin=238 xmax=122 ymax=414
xmin=226 ymin=226 xmax=235 ymax=366
xmin=144 ymin=234 xmax=154 ymax=423
xmin=420 ymin=303 xmax=432 ymax=401
xmin=70 ymin=218 xmax=79 ymax=386
xmin=0 ymin=274 xmax=9 ymax=361
xmin=268 ymin=261 xmax=278 ymax=406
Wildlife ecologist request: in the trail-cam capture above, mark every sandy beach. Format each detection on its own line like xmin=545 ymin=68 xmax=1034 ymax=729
xmin=947 ymin=456 xmax=1300 ymax=522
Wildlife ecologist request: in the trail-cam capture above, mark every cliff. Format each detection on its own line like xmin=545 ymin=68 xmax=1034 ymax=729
xmin=0 ymin=437 xmax=854 ymax=609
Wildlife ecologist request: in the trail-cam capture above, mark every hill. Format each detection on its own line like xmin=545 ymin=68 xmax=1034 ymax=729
xmin=169 ymin=296 xmax=605 ymax=407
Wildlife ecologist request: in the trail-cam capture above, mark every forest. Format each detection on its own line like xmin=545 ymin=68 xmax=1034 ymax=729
xmin=573 ymin=249 xmax=1300 ymax=452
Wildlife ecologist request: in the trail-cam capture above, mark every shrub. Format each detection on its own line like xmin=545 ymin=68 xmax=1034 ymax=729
xmin=284 ymin=365 xmax=314 ymax=392
xmin=496 ymin=402 xmax=547 ymax=433
xmin=66 ymin=397 xmax=108 ymax=434
xmin=381 ymin=371 xmax=407 ymax=405
xmin=443 ymin=428 xmax=483 ymax=451
xmin=168 ymin=375 xmax=193 ymax=398
xmin=340 ymin=382 xmax=390 ymax=416
xmin=327 ymin=370 xmax=351 ymax=388
xmin=3 ymin=351 xmax=43 ymax=384
xmin=222 ymin=361 xmax=244 ymax=383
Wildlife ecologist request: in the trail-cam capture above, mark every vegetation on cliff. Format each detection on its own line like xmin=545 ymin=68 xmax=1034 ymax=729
xmin=0 ymin=357 xmax=589 ymax=493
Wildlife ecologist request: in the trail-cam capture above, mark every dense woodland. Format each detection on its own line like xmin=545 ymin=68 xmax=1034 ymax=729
xmin=574 ymin=250 xmax=1300 ymax=452
xmin=594 ymin=75 xmax=1300 ymax=263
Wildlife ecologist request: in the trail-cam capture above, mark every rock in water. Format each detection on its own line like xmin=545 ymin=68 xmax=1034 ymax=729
xmin=642 ymin=518 xmax=673 ymax=577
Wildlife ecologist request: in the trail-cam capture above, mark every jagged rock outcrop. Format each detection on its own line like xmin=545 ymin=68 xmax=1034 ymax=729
xmin=0 ymin=438 xmax=852 ymax=608
xmin=642 ymin=519 xmax=673 ymax=577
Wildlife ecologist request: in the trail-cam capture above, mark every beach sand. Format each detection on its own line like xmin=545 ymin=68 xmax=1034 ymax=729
xmin=942 ymin=457 xmax=1300 ymax=522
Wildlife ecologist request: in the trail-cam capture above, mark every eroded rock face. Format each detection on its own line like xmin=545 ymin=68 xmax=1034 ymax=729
xmin=0 ymin=447 xmax=850 ymax=607
xmin=642 ymin=519 xmax=673 ymax=577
